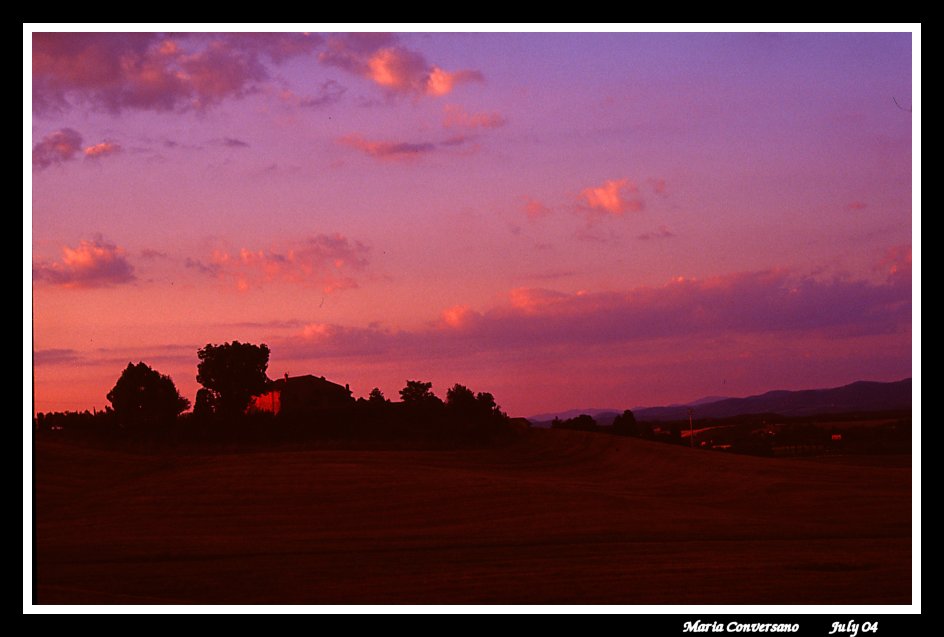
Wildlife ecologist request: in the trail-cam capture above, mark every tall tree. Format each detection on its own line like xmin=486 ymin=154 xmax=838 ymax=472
xmin=196 ymin=341 xmax=270 ymax=417
xmin=399 ymin=380 xmax=438 ymax=404
xmin=107 ymin=362 xmax=190 ymax=427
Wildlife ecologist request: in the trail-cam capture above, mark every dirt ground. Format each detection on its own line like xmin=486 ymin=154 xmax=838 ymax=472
xmin=32 ymin=429 xmax=912 ymax=605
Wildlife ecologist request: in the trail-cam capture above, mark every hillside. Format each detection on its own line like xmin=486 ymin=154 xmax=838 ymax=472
xmin=33 ymin=430 xmax=911 ymax=604
xmin=634 ymin=378 xmax=912 ymax=421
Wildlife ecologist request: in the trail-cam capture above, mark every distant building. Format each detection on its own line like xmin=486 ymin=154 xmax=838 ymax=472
xmin=250 ymin=374 xmax=353 ymax=416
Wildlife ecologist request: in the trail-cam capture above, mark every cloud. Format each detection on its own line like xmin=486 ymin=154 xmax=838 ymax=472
xmin=140 ymin=248 xmax=168 ymax=259
xmin=221 ymin=137 xmax=249 ymax=148
xmin=318 ymin=33 xmax=483 ymax=98
xmin=32 ymin=128 xmax=83 ymax=169
xmin=637 ymin=225 xmax=676 ymax=240
xmin=444 ymin=104 xmax=506 ymax=129
xmin=317 ymin=32 xmax=398 ymax=73
xmin=299 ymin=79 xmax=347 ymax=108
xmin=33 ymin=236 xmax=135 ymax=288
xmin=878 ymin=244 xmax=911 ymax=282
xmin=426 ymin=68 xmax=485 ymax=96
xmin=192 ymin=233 xmax=370 ymax=293
xmin=509 ymin=287 xmax=573 ymax=313
xmin=273 ymin=267 xmax=910 ymax=364
xmin=440 ymin=305 xmax=482 ymax=329
xmin=338 ymin=133 xmax=437 ymax=161
xmin=83 ymin=141 xmax=122 ymax=158
xmin=220 ymin=32 xmax=323 ymax=63
xmin=33 ymin=32 xmax=321 ymax=114
xmin=339 ymin=131 xmax=477 ymax=161
xmin=846 ymin=201 xmax=868 ymax=211
xmin=34 ymin=348 xmax=83 ymax=365
xmin=523 ymin=197 xmax=552 ymax=220
xmin=578 ymin=178 xmax=644 ymax=218
xmin=184 ymin=257 xmax=221 ymax=276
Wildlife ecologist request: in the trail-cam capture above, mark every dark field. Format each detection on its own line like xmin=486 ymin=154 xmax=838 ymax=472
xmin=33 ymin=429 xmax=911 ymax=605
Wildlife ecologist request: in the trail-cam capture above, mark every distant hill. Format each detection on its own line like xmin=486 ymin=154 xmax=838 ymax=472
xmin=527 ymin=379 xmax=912 ymax=425
xmin=634 ymin=379 xmax=911 ymax=421
xmin=528 ymin=408 xmax=621 ymax=428
xmin=688 ymin=395 xmax=732 ymax=406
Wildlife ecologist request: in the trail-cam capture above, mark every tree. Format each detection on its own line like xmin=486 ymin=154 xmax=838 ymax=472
xmin=475 ymin=392 xmax=502 ymax=419
xmin=192 ymin=388 xmax=218 ymax=421
xmin=551 ymin=414 xmax=596 ymax=431
xmin=612 ymin=409 xmax=639 ymax=436
xmin=107 ymin=362 xmax=190 ymax=427
xmin=399 ymin=380 xmax=439 ymax=405
xmin=196 ymin=341 xmax=270 ymax=417
xmin=446 ymin=383 xmax=477 ymax=414
xmin=368 ymin=387 xmax=388 ymax=404
xmin=447 ymin=385 xmax=506 ymax=421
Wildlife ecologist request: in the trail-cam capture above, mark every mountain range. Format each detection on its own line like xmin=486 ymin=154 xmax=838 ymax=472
xmin=528 ymin=378 xmax=912 ymax=424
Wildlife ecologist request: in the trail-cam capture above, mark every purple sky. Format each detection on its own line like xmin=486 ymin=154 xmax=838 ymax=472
xmin=27 ymin=27 xmax=918 ymax=417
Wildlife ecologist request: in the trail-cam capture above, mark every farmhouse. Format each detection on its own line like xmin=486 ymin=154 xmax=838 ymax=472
xmin=251 ymin=373 xmax=354 ymax=416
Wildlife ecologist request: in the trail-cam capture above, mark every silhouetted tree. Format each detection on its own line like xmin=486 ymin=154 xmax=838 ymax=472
xmin=368 ymin=387 xmax=388 ymax=404
xmin=446 ymin=383 xmax=477 ymax=414
xmin=475 ymin=391 xmax=500 ymax=417
xmin=612 ymin=409 xmax=639 ymax=436
xmin=400 ymin=380 xmax=440 ymax=405
xmin=196 ymin=341 xmax=270 ymax=418
xmin=193 ymin=388 xmax=218 ymax=421
xmin=107 ymin=362 xmax=190 ymax=427
xmin=552 ymin=414 xmax=597 ymax=431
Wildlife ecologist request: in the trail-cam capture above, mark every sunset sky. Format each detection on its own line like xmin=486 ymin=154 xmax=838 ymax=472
xmin=27 ymin=27 xmax=918 ymax=417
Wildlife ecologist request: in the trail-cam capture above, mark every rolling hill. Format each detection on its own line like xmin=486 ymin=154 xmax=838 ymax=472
xmin=530 ymin=379 xmax=912 ymax=424
xmin=635 ymin=378 xmax=911 ymax=421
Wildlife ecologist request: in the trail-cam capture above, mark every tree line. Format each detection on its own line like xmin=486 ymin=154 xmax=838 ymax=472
xmin=549 ymin=411 xmax=676 ymax=441
xmin=35 ymin=341 xmax=511 ymax=445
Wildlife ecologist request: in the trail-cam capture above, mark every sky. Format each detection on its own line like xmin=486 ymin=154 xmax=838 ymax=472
xmin=26 ymin=26 xmax=918 ymax=418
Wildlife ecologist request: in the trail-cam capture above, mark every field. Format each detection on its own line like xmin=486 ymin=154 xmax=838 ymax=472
xmin=33 ymin=429 xmax=912 ymax=605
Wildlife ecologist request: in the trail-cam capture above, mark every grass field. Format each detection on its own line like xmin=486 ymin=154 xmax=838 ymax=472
xmin=32 ymin=429 xmax=912 ymax=605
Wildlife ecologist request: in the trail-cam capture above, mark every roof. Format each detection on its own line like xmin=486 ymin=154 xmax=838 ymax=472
xmin=264 ymin=374 xmax=350 ymax=394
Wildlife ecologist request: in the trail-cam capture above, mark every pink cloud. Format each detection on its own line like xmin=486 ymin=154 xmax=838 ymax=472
xmin=523 ymin=197 xmax=552 ymax=220
xmin=878 ymin=244 xmax=911 ymax=282
xmin=440 ymin=305 xmax=482 ymax=329
xmin=509 ymin=287 xmax=572 ymax=313
xmin=317 ymin=33 xmax=398 ymax=73
xmin=33 ymin=32 xmax=319 ymax=114
xmin=84 ymin=141 xmax=122 ymax=159
xmin=192 ymin=234 xmax=370 ymax=293
xmin=339 ymin=133 xmax=437 ymax=161
xmin=338 ymin=133 xmax=477 ymax=162
xmin=32 ymin=128 xmax=82 ymax=169
xmin=637 ymin=225 xmax=675 ymax=240
xmin=275 ymin=267 xmax=910 ymax=362
xmin=256 ymin=266 xmax=910 ymax=414
xmin=319 ymin=33 xmax=483 ymax=98
xmin=578 ymin=178 xmax=644 ymax=218
xmin=33 ymin=236 xmax=135 ymax=288
xmin=846 ymin=201 xmax=868 ymax=211
xmin=297 ymin=80 xmax=347 ymax=108
xmin=220 ymin=32 xmax=322 ymax=63
xmin=425 ymin=68 xmax=485 ymax=96
xmin=444 ymin=104 xmax=506 ymax=129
